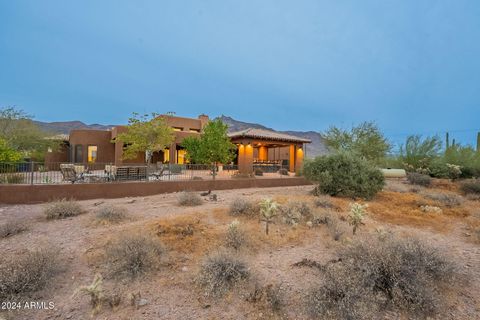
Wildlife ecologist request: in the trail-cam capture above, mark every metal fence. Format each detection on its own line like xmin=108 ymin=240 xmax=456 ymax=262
xmin=0 ymin=162 xmax=293 ymax=185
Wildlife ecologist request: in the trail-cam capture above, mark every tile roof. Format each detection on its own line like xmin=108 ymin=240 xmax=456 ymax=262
xmin=228 ymin=128 xmax=311 ymax=143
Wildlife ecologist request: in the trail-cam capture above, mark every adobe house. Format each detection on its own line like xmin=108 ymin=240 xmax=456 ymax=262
xmin=45 ymin=114 xmax=310 ymax=174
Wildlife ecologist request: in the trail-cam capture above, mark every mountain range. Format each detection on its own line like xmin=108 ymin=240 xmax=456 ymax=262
xmin=35 ymin=116 xmax=328 ymax=157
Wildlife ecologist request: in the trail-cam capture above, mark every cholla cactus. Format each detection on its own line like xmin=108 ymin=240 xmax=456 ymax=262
xmin=259 ymin=198 xmax=279 ymax=235
xmin=348 ymin=203 xmax=368 ymax=235
xmin=73 ymin=274 xmax=104 ymax=314
xmin=446 ymin=163 xmax=462 ymax=180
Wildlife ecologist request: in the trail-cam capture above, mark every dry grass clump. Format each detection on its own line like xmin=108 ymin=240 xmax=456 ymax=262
xmin=105 ymin=233 xmax=164 ymax=279
xmin=279 ymin=201 xmax=312 ymax=226
xmin=225 ymin=220 xmax=248 ymax=251
xmin=407 ymin=172 xmax=432 ymax=187
xmin=307 ymin=263 xmax=377 ymax=320
xmin=0 ymin=220 xmax=28 ymax=238
xmin=460 ymin=179 xmax=480 ymax=195
xmin=44 ymin=199 xmax=83 ymax=219
xmin=307 ymin=235 xmax=456 ymax=319
xmin=196 ymin=251 xmax=249 ymax=297
xmin=423 ymin=191 xmax=463 ymax=207
xmin=246 ymin=283 xmax=284 ymax=313
xmin=0 ymin=247 xmax=59 ymax=299
xmin=313 ymin=195 xmax=335 ymax=209
xmin=96 ymin=205 xmax=127 ymax=223
xmin=177 ymin=191 xmax=203 ymax=206
xmin=229 ymin=198 xmax=257 ymax=216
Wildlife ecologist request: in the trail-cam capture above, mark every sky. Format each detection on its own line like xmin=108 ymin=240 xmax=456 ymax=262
xmin=1 ymin=0 xmax=479 ymax=148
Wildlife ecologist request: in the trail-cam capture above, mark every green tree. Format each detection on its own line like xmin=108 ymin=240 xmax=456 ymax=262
xmin=399 ymin=135 xmax=442 ymax=172
xmin=323 ymin=121 xmax=390 ymax=164
xmin=0 ymin=106 xmax=59 ymax=161
xmin=0 ymin=137 xmax=22 ymax=162
xmin=182 ymin=119 xmax=236 ymax=179
xmin=115 ymin=113 xmax=175 ymax=164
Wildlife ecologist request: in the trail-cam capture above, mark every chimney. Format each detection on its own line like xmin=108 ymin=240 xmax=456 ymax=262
xmin=198 ymin=114 xmax=209 ymax=128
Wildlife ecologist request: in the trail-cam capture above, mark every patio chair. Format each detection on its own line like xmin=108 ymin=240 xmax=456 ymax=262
xmin=60 ymin=164 xmax=84 ymax=184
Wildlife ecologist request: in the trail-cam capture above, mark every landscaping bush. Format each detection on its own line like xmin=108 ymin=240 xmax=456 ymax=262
xmin=460 ymin=179 xmax=480 ymax=195
xmin=177 ymin=191 xmax=203 ymax=206
xmin=406 ymin=172 xmax=431 ymax=186
xmin=254 ymin=168 xmax=264 ymax=176
xmin=44 ymin=199 xmax=83 ymax=219
xmin=196 ymin=251 xmax=249 ymax=297
xmin=105 ymin=234 xmax=164 ymax=278
xmin=224 ymin=220 xmax=247 ymax=251
xmin=0 ymin=220 xmax=28 ymax=238
xmin=229 ymin=198 xmax=256 ymax=216
xmin=307 ymin=235 xmax=456 ymax=318
xmin=96 ymin=205 xmax=127 ymax=223
xmin=0 ymin=248 xmax=59 ymax=299
xmin=303 ymin=152 xmax=384 ymax=199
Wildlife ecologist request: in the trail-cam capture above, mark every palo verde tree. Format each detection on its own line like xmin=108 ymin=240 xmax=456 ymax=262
xmin=182 ymin=119 xmax=236 ymax=179
xmin=0 ymin=106 xmax=60 ymax=161
xmin=322 ymin=121 xmax=391 ymax=164
xmin=115 ymin=113 xmax=175 ymax=164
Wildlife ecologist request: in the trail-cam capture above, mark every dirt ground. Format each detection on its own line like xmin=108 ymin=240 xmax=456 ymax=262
xmin=0 ymin=180 xmax=479 ymax=320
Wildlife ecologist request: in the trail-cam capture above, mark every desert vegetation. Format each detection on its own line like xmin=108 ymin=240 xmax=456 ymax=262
xmin=177 ymin=191 xmax=203 ymax=206
xmin=44 ymin=198 xmax=83 ymax=219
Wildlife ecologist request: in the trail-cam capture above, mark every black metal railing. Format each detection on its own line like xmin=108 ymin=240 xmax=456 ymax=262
xmin=0 ymin=162 xmax=293 ymax=185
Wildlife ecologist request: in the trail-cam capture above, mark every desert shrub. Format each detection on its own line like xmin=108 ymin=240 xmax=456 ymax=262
xmin=304 ymin=152 xmax=384 ymax=200
xmin=278 ymin=168 xmax=289 ymax=176
xmin=460 ymin=179 xmax=480 ymax=195
xmin=0 ymin=248 xmax=59 ymax=299
xmin=326 ymin=215 xmax=344 ymax=241
xmin=229 ymin=198 xmax=256 ymax=216
xmin=423 ymin=192 xmax=463 ymax=207
xmin=254 ymin=168 xmax=264 ymax=176
xmin=406 ymin=172 xmax=431 ymax=187
xmin=177 ymin=191 xmax=203 ymax=206
xmin=96 ymin=206 xmax=127 ymax=223
xmin=197 ymin=251 xmax=249 ymax=297
xmin=247 ymin=283 xmax=284 ymax=312
xmin=0 ymin=220 xmax=28 ymax=238
xmin=279 ymin=201 xmax=311 ymax=226
xmin=399 ymin=135 xmax=442 ymax=172
xmin=225 ymin=220 xmax=247 ymax=251
xmin=311 ymin=236 xmax=456 ymax=318
xmin=307 ymin=263 xmax=377 ymax=320
xmin=44 ymin=199 xmax=83 ymax=219
xmin=105 ymin=234 xmax=164 ymax=278
xmin=313 ymin=195 xmax=335 ymax=209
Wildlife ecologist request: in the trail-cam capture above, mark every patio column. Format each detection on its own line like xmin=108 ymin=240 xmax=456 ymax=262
xmin=289 ymin=145 xmax=295 ymax=172
xmin=295 ymin=144 xmax=304 ymax=173
xmin=238 ymin=143 xmax=253 ymax=174
xmin=169 ymin=143 xmax=176 ymax=164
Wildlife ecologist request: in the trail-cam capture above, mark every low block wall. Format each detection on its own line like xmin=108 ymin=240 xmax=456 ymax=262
xmin=0 ymin=178 xmax=312 ymax=204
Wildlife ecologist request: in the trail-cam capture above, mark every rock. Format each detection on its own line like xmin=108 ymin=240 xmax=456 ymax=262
xmin=138 ymin=298 xmax=149 ymax=307
xmin=126 ymin=199 xmax=136 ymax=204
xmin=306 ymin=221 xmax=313 ymax=228
xmin=181 ymin=266 xmax=188 ymax=272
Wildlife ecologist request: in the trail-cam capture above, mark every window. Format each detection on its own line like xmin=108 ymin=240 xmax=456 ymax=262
xmin=163 ymin=148 xmax=170 ymax=162
xmin=177 ymin=149 xmax=186 ymax=164
xmin=74 ymin=145 xmax=83 ymax=163
xmin=189 ymin=128 xmax=200 ymax=133
xmin=87 ymin=145 xmax=98 ymax=163
xmin=173 ymin=127 xmax=183 ymax=132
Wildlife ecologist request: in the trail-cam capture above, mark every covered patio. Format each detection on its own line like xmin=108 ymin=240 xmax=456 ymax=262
xmin=228 ymin=128 xmax=311 ymax=175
